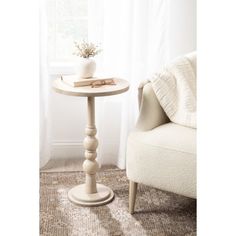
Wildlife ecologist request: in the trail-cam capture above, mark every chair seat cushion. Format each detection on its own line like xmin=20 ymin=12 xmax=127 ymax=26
xmin=126 ymin=122 xmax=196 ymax=198
xmin=130 ymin=122 xmax=196 ymax=154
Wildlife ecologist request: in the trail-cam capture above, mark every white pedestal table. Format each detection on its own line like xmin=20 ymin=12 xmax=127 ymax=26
xmin=52 ymin=78 xmax=129 ymax=206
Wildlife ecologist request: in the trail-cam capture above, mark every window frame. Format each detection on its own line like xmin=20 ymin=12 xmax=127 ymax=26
xmin=47 ymin=0 xmax=89 ymax=73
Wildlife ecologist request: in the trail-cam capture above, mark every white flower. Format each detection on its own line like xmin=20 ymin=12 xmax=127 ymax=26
xmin=73 ymin=40 xmax=101 ymax=58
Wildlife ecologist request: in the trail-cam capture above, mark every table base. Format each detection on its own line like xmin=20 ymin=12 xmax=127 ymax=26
xmin=68 ymin=184 xmax=114 ymax=206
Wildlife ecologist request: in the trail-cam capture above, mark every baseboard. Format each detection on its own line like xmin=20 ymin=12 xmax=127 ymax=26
xmin=51 ymin=141 xmax=84 ymax=159
xmin=51 ymin=140 xmax=121 ymax=167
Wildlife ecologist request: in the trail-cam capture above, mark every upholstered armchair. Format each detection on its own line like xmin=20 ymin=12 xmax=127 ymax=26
xmin=126 ymin=80 xmax=196 ymax=214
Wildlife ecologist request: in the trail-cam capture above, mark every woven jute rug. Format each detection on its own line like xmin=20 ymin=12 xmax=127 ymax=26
xmin=40 ymin=167 xmax=196 ymax=236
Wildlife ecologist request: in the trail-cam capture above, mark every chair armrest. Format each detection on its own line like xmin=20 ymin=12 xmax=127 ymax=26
xmin=135 ymin=81 xmax=169 ymax=131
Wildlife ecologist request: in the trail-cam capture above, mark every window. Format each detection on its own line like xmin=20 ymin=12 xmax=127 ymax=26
xmin=47 ymin=0 xmax=88 ymax=62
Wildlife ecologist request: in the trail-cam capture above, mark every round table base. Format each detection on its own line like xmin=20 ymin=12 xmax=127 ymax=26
xmin=68 ymin=184 xmax=114 ymax=206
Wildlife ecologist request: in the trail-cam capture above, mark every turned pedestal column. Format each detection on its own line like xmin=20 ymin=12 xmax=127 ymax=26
xmin=52 ymin=77 xmax=129 ymax=207
xmin=68 ymin=97 xmax=114 ymax=206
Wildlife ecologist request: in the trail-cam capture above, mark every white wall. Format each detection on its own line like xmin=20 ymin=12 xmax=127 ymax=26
xmin=50 ymin=0 xmax=196 ymax=160
xmin=169 ymin=0 xmax=196 ymax=59
xmin=50 ymin=78 xmax=86 ymax=159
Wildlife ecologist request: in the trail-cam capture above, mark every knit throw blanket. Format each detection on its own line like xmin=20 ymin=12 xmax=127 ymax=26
xmin=151 ymin=52 xmax=196 ymax=128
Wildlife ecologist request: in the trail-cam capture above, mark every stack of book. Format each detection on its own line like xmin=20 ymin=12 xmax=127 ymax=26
xmin=61 ymin=75 xmax=115 ymax=87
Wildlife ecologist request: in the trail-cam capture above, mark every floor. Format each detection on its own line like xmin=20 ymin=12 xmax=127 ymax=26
xmin=41 ymin=158 xmax=84 ymax=172
xmin=40 ymin=159 xmax=196 ymax=236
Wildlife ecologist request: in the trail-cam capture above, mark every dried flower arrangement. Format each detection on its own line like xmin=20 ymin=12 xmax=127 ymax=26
xmin=73 ymin=41 xmax=101 ymax=58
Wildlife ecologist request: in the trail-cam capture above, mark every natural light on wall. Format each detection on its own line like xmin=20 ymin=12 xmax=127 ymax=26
xmin=47 ymin=0 xmax=88 ymax=62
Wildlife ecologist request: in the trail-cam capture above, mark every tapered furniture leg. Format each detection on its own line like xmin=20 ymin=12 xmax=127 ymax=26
xmin=129 ymin=181 xmax=138 ymax=214
xmin=68 ymin=97 xmax=114 ymax=206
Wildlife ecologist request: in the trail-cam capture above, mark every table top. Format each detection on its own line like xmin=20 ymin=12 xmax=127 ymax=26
xmin=52 ymin=78 xmax=129 ymax=97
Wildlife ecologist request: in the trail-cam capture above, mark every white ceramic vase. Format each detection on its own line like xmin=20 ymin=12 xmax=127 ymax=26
xmin=75 ymin=57 xmax=96 ymax=79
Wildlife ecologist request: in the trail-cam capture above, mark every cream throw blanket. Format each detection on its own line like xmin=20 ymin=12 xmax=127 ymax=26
xmin=151 ymin=52 xmax=196 ymax=128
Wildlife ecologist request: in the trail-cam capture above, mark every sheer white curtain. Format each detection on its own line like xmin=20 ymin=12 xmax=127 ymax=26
xmin=88 ymin=0 xmax=169 ymax=169
xmin=40 ymin=0 xmax=51 ymax=168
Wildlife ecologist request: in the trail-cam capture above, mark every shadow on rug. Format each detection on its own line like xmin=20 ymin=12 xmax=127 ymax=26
xmin=40 ymin=167 xmax=196 ymax=236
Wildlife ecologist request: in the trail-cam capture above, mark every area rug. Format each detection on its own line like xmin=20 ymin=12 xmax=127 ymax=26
xmin=40 ymin=167 xmax=196 ymax=236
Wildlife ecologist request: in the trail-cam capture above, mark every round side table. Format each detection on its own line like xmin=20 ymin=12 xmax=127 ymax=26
xmin=52 ymin=78 xmax=129 ymax=206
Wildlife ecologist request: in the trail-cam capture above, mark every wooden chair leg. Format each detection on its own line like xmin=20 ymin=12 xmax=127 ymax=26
xmin=129 ymin=181 xmax=138 ymax=214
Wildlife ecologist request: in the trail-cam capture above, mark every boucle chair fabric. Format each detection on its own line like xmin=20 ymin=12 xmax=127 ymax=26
xmin=126 ymin=54 xmax=197 ymax=212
